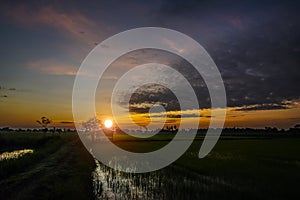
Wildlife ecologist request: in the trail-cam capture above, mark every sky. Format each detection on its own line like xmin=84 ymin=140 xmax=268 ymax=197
xmin=0 ymin=0 xmax=299 ymax=129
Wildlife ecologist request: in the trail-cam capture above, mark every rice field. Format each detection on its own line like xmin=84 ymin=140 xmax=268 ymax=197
xmin=0 ymin=132 xmax=300 ymax=199
xmin=92 ymin=135 xmax=300 ymax=200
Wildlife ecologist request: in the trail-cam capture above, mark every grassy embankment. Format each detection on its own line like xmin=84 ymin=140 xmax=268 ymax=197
xmin=0 ymin=132 xmax=95 ymax=200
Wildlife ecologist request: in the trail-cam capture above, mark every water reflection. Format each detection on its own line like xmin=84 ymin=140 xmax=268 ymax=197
xmin=92 ymin=159 xmax=164 ymax=200
xmin=0 ymin=149 xmax=34 ymax=161
xmin=92 ymin=158 xmax=237 ymax=200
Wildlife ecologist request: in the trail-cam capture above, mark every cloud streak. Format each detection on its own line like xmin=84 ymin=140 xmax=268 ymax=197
xmin=3 ymin=4 xmax=103 ymax=46
xmin=26 ymin=60 xmax=77 ymax=76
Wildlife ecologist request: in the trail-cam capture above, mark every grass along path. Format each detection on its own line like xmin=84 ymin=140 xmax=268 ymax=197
xmin=0 ymin=135 xmax=95 ymax=200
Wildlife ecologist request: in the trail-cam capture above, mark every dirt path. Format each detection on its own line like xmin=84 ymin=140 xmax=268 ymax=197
xmin=0 ymin=138 xmax=95 ymax=200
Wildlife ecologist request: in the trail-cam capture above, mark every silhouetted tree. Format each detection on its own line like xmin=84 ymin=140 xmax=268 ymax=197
xmin=36 ymin=116 xmax=51 ymax=128
xmin=82 ymin=116 xmax=101 ymax=131
xmin=36 ymin=117 xmax=51 ymax=133
xmin=174 ymin=125 xmax=178 ymax=131
xmin=82 ymin=117 xmax=101 ymax=142
xmin=294 ymin=124 xmax=300 ymax=129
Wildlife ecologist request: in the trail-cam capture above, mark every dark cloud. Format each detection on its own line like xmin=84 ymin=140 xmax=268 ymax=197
xmin=0 ymin=86 xmax=17 ymax=91
xmin=113 ymin=0 xmax=300 ymax=112
xmin=0 ymin=86 xmax=17 ymax=98
xmin=59 ymin=121 xmax=74 ymax=124
xmin=234 ymin=104 xmax=288 ymax=111
xmin=113 ymin=49 xmax=211 ymax=113
xmin=116 ymin=23 xmax=300 ymax=112
xmin=165 ymin=118 xmax=178 ymax=124
xmin=168 ymin=114 xmax=197 ymax=118
xmin=158 ymin=0 xmax=300 ymax=105
xmin=127 ymin=84 xmax=180 ymax=113
xmin=168 ymin=114 xmax=213 ymax=118
xmin=107 ymin=1 xmax=298 ymax=112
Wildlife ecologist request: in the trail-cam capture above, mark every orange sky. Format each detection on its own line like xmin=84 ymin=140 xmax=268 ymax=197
xmin=1 ymin=94 xmax=300 ymax=129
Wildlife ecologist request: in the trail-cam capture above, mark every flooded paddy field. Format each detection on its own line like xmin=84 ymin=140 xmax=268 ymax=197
xmin=1 ymin=132 xmax=300 ymax=200
xmin=92 ymin=136 xmax=300 ymax=200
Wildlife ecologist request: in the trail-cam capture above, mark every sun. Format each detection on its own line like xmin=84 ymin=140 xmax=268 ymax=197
xmin=104 ymin=119 xmax=113 ymax=128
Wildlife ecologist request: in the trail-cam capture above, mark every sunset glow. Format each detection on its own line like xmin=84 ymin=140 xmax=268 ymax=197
xmin=104 ymin=119 xmax=113 ymax=129
xmin=0 ymin=1 xmax=299 ymax=131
